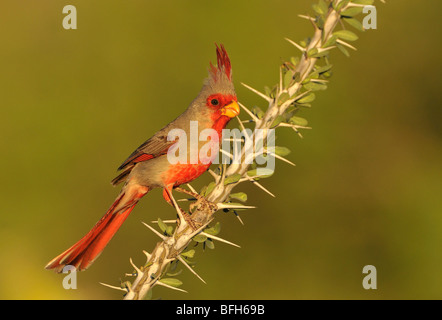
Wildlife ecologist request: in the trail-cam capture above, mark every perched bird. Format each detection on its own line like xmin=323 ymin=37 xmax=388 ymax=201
xmin=46 ymin=44 xmax=239 ymax=272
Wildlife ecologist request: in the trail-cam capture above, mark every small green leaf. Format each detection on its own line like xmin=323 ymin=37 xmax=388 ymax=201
xmin=323 ymin=35 xmax=337 ymax=48
xmin=283 ymin=70 xmax=294 ymax=88
xmin=274 ymin=146 xmax=291 ymax=157
xmin=159 ymin=278 xmax=183 ymax=288
xmin=297 ymin=92 xmax=316 ymax=104
xmin=264 ymin=85 xmax=278 ymax=99
xmin=166 ymin=269 xmax=183 ymax=277
xmin=269 ymin=85 xmax=278 ymax=99
xmin=316 ymin=15 xmax=325 ymax=30
xmin=169 ymin=260 xmax=179 ymax=273
xmin=312 ymin=4 xmax=325 ymax=16
xmin=318 ymin=0 xmax=328 ymax=13
xmin=224 ymin=173 xmax=242 ymax=185
xmin=193 ymin=234 xmax=208 ymax=243
xmin=166 ymin=225 xmax=174 ymax=236
xmin=247 ymin=168 xmax=274 ymax=178
xmin=333 ymin=30 xmax=359 ymax=42
xmin=205 ymin=239 xmax=215 ymax=250
xmin=314 ymin=64 xmax=333 ymax=76
xmin=181 ymin=249 xmax=196 ymax=258
xmin=307 ymin=48 xmax=319 ymax=58
xmin=303 ymin=81 xmax=327 ymax=91
xmin=310 ymin=50 xmax=330 ymax=59
xmin=252 ymin=106 xmax=264 ymax=119
xmin=264 ymin=86 xmax=272 ymax=97
xmin=289 ymin=116 xmax=309 ymax=126
xmin=204 ymin=222 xmax=221 ymax=235
xmin=290 ymin=56 xmax=300 ymax=66
xmin=278 ymin=92 xmax=290 ymax=105
xmin=341 ymin=7 xmax=363 ymax=17
xmin=322 ymin=70 xmax=332 ymax=78
xmin=249 ymin=161 xmax=257 ymax=170
xmin=229 ymin=192 xmax=248 ymax=202
xmin=202 ymin=181 xmax=216 ymax=197
xmin=336 ymin=43 xmax=350 ymax=57
xmin=157 ymin=218 xmax=167 ymax=233
xmin=271 ymin=115 xmax=285 ymax=128
xmin=246 ymin=168 xmax=259 ymax=177
xmin=333 ymin=0 xmax=349 ymax=11
xmin=343 ymin=17 xmax=364 ymax=32
xmin=180 ymin=256 xmax=196 ymax=266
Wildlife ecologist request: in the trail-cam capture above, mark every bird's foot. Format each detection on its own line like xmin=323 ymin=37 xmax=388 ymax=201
xmin=177 ymin=210 xmax=203 ymax=231
xmin=174 ymin=186 xmax=217 ymax=213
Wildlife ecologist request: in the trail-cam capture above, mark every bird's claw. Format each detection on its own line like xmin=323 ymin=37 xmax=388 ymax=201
xmin=174 ymin=186 xmax=216 ymax=212
xmin=174 ymin=187 xmax=216 ymax=230
xmin=177 ymin=210 xmax=203 ymax=231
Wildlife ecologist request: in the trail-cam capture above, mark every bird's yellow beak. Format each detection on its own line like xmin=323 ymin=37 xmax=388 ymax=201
xmin=221 ymin=101 xmax=240 ymax=118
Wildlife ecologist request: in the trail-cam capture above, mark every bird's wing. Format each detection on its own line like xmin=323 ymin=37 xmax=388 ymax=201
xmin=118 ymin=134 xmax=177 ymax=170
xmin=111 ymin=134 xmax=177 ymax=186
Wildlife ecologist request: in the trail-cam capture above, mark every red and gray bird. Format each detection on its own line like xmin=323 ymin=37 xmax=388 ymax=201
xmin=46 ymin=44 xmax=239 ymax=272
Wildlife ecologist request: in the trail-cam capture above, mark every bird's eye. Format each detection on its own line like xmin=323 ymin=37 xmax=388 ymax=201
xmin=211 ymin=99 xmax=219 ymax=106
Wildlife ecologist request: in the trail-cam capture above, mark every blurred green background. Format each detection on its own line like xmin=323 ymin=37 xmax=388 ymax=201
xmin=0 ymin=0 xmax=441 ymax=299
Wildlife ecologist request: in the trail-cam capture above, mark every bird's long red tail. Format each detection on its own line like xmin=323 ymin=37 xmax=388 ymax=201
xmin=45 ymin=185 xmax=149 ymax=273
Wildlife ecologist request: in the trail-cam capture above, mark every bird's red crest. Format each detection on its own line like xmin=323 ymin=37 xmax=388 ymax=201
xmin=209 ymin=44 xmax=232 ymax=82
